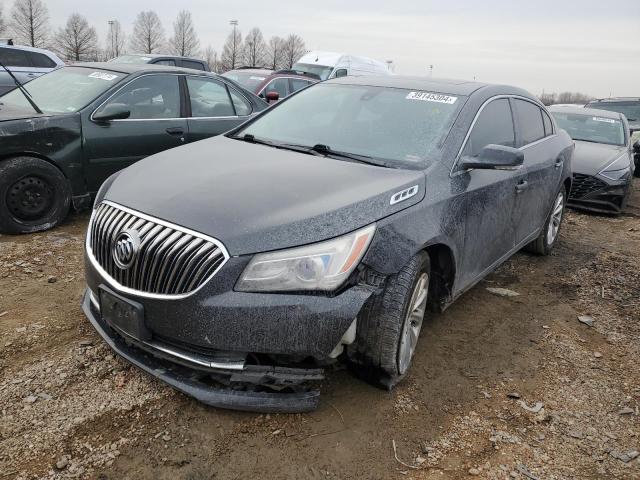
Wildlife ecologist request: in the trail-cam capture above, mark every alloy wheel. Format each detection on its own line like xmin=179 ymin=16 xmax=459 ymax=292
xmin=546 ymin=191 xmax=564 ymax=246
xmin=397 ymin=273 xmax=429 ymax=375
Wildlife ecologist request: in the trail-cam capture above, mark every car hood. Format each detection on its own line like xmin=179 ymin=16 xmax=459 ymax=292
xmin=572 ymin=141 xmax=628 ymax=176
xmin=104 ymin=136 xmax=426 ymax=256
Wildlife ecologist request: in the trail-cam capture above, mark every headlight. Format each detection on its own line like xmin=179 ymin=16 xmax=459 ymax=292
xmin=599 ymin=154 xmax=631 ymax=181
xmin=236 ymin=224 xmax=375 ymax=292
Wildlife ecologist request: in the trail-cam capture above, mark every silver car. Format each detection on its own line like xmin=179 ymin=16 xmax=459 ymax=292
xmin=0 ymin=43 xmax=64 ymax=95
xmin=550 ymin=105 xmax=636 ymax=214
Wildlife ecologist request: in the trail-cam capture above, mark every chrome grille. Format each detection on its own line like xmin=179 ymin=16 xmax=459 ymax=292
xmin=88 ymin=202 xmax=228 ymax=296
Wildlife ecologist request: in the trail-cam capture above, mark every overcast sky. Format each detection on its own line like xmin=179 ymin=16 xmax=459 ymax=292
xmin=38 ymin=0 xmax=640 ymax=97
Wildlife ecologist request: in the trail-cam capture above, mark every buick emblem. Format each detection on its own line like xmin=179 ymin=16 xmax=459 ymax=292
xmin=113 ymin=229 xmax=141 ymax=270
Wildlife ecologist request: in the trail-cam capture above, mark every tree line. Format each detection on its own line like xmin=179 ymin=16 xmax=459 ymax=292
xmin=0 ymin=0 xmax=307 ymax=72
xmin=539 ymin=91 xmax=594 ymax=106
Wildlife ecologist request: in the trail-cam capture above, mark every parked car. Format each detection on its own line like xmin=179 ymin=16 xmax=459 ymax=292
xmin=82 ymin=75 xmax=573 ymax=412
xmin=585 ymin=97 xmax=640 ymax=176
xmin=0 ymin=63 xmax=266 ymax=234
xmin=0 ymin=43 xmax=64 ymax=95
xmin=222 ymin=68 xmax=319 ymax=102
xmin=292 ymin=51 xmax=392 ymax=80
xmin=550 ymin=106 xmax=636 ymax=213
xmin=109 ymin=54 xmax=209 ymax=71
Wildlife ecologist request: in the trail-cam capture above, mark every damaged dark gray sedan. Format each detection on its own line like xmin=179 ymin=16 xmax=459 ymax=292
xmin=82 ymin=76 xmax=574 ymax=412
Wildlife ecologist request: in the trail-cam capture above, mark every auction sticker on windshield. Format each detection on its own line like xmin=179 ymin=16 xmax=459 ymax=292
xmin=89 ymin=72 xmax=119 ymax=81
xmin=406 ymin=92 xmax=457 ymax=104
xmin=592 ymin=117 xmax=617 ymax=124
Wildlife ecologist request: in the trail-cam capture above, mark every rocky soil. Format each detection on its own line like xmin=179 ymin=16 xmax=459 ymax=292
xmin=0 ymin=180 xmax=639 ymax=480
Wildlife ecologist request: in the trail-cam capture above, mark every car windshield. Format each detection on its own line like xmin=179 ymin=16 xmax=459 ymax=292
xmin=236 ymin=83 xmax=464 ymax=168
xmin=0 ymin=67 xmax=125 ymax=114
xmin=108 ymin=55 xmax=153 ymax=64
xmin=222 ymin=71 xmax=269 ymax=90
xmin=291 ymin=63 xmax=334 ymax=80
xmin=586 ymin=101 xmax=640 ymax=123
xmin=552 ymin=111 xmax=625 ymax=146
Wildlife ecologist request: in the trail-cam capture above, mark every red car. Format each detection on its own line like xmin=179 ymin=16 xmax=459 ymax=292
xmin=222 ymin=68 xmax=319 ymax=102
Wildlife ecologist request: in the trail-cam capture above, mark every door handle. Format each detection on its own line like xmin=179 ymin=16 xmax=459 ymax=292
xmin=554 ymin=158 xmax=563 ymax=169
xmin=515 ymin=180 xmax=529 ymax=193
xmin=165 ymin=127 xmax=184 ymax=136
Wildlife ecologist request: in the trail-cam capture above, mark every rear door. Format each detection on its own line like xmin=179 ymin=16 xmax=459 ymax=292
xmin=0 ymin=47 xmax=34 ymax=87
xmin=511 ymin=99 xmax=562 ymax=244
xmin=457 ymin=97 xmax=520 ymax=286
xmin=184 ymin=76 xmax=254 ymax=142
xmin=82 ymin=73 xmax=187 ymax=191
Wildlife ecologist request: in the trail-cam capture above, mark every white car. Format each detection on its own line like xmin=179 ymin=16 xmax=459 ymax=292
xmin=0 ymin=43 xmax=64 ymax=95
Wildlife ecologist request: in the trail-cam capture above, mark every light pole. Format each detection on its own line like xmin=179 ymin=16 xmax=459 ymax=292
xmin=108 ymin=20 xmax=115 ymax=58
xmin=429 ymin=64 xmax=433 ymax=77
xmin=229 ymin=20 xmax=238 ymax=69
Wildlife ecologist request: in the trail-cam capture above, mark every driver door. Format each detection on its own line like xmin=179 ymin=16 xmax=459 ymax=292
xmin=82 ymin=74 xmax=187 ymax=192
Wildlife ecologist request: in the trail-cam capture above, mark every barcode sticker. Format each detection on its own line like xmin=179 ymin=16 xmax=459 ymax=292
xmin=406 ymin=92 xmax=457 ymax=104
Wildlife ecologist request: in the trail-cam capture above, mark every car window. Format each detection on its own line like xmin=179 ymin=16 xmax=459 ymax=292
xmin=333 ymin=69 xmax=348 ymax=78
xmin=183 ymin=60 xmax=205 ymax=71
xmin=154 ymin=59 xmax=175 ymax=66
xmin=0 ymin=47 xmax=31 ymax=67
xmin=551 ymin=112 xmax=625 ymax=146
xmin=228 ymin=87 xmax=251 ymax=116
xmin=263 ymin=78 xmax=288 ymax=98
xmin=463 ymin=98 xmax=515 ymax=157
xmin=514 ymin=99 xmax=545 ymax=145
xmin=26 ymin=51 xmax=56 ymax=68
xmin=186 ymin=76 xmax=235 ymax=117
xmin=542 ymin=109 xmax=553 ymax=136
xmin=98 ymin=74 xmax=180 ymax=120
xmin=290 ymin=78 xmax=311 ymax=93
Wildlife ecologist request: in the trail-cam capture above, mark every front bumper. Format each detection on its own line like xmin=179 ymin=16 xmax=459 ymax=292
xmin=82 ymin=289 xmax=325 ymax=412
xmin=567 ymin=173 xmax=631 ymax=214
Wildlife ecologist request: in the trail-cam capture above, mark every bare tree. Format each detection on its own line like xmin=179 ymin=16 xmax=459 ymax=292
xmin=169 ymin=10 xmax=199 ymax=57
xmin=130 ymin=11 xmax=165 ymax=54
xmin=54 ymin=13 xmax=97 ymax=62
xmin=10 ymin=0 xmax=49 ymax=47
xmin=266 ymin=36 xmax=285 ymax=70
xmin=242 ymin=27 xmax=266 ymax=68
xmin=203 ymin=45 xmax=219 ymax=72
xmin=0 ymin=4 xmax=6 ymax=35
xmin=220 ymin=27 xmax=242 ymax=71
xmin=281 ymin=34 xmax=305 ymax=69
xmin=105 ymin=20 xmax=126 ymax=59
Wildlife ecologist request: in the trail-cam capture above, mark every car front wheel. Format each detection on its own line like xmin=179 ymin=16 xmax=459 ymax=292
xmin=0 ymin=157 xmax=71 ymax=234
xmin=348 ymin=252 xmax=430 ymax=389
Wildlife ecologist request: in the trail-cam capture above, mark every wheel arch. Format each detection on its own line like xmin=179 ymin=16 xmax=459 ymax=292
xmin=563 ymin=175 xmax=572 ymax=195
xmin=422 ymin=242 xmax=456 ymax=310
xmin=0 ymin=152 xmax=68 ymax=179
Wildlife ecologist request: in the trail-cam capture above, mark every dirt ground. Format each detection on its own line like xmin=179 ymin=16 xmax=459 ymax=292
xmin=1 ymin=181 xmax=639 ymax=480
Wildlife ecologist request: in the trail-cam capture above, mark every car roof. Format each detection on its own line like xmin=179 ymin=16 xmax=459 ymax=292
xmin=588 ymin=97 xmax=640 ymax=103
xmin=227 ymin=68 xmax=273 ymax=75
xmin=327 ymin=75 xmax=498 ymax=96
xmin=72 ymin=62 xmax=213 ymax=75
xmin=0 ymin=43 xmax=63 ymax=62
xmin=549 ymin=105 xmax=624 ymax=120
xmin=118 ymin=53 xmax=205 ymax=62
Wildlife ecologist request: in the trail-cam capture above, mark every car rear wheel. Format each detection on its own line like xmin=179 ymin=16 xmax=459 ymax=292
xmin=347 ymin=252 xmax=430 ymax=389
xmin=524 ymin=187 xmax=565 ymax=256
xmin=0 ymin=157 xmax=71 ymax=234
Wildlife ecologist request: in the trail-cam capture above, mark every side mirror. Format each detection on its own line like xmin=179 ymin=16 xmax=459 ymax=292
xmin=93 ymin=103 xmax=131 ymax=122
xmin=460 ymin=144 xmax=524 ymax=171
xmin=265 ymin=91 xmax=280 ymax=103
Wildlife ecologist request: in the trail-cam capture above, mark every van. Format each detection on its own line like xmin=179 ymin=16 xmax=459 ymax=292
xmin=292 ymin=51 xmax=391 ymax=80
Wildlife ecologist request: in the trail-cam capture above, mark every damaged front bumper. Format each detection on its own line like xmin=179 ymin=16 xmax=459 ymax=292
xmin=82 ymin=289 xmax=325 ymax=412
xmin=568 ymin=174 xmax=631 ymax=214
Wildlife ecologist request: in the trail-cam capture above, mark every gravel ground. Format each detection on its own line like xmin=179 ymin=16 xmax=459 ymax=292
xmin=0 ymin=180 xmax=639 ymax=479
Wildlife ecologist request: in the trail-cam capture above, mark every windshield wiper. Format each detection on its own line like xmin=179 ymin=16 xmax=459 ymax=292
xmin=0 ymin=58 xmax=42 ymax=114
xmin=295 ymin=144 xmax=391 ymax=167
xmin=234 ymin=135 xmax=325 ymax=157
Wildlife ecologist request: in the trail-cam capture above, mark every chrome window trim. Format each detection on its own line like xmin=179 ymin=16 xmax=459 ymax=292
xmin=86 ymin=200 xmax=231 ymax=300
xmin=90 ymin=72 xmax=186 ymax=123
xmin=450 ymin=94 xmax=557 ymax=177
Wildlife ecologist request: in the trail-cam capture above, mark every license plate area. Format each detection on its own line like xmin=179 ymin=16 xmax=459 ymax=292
xmin=99 ymin=286 xmax=151 ymax=342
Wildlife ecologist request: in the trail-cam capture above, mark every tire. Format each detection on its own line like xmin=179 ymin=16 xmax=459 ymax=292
xmin=524 ymin=186 xmax=566 ymax=256
xmin=0 ymin=157 xmax=71 ymax=234
xmin=634 ymin=156 xmax=640 ymax=178
xmin=347 ymin=252 xmax=430 ymax=390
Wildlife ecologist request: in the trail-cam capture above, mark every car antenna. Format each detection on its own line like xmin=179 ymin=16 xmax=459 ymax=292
xmin=0 ymin=58 xmax=43 ymax=114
